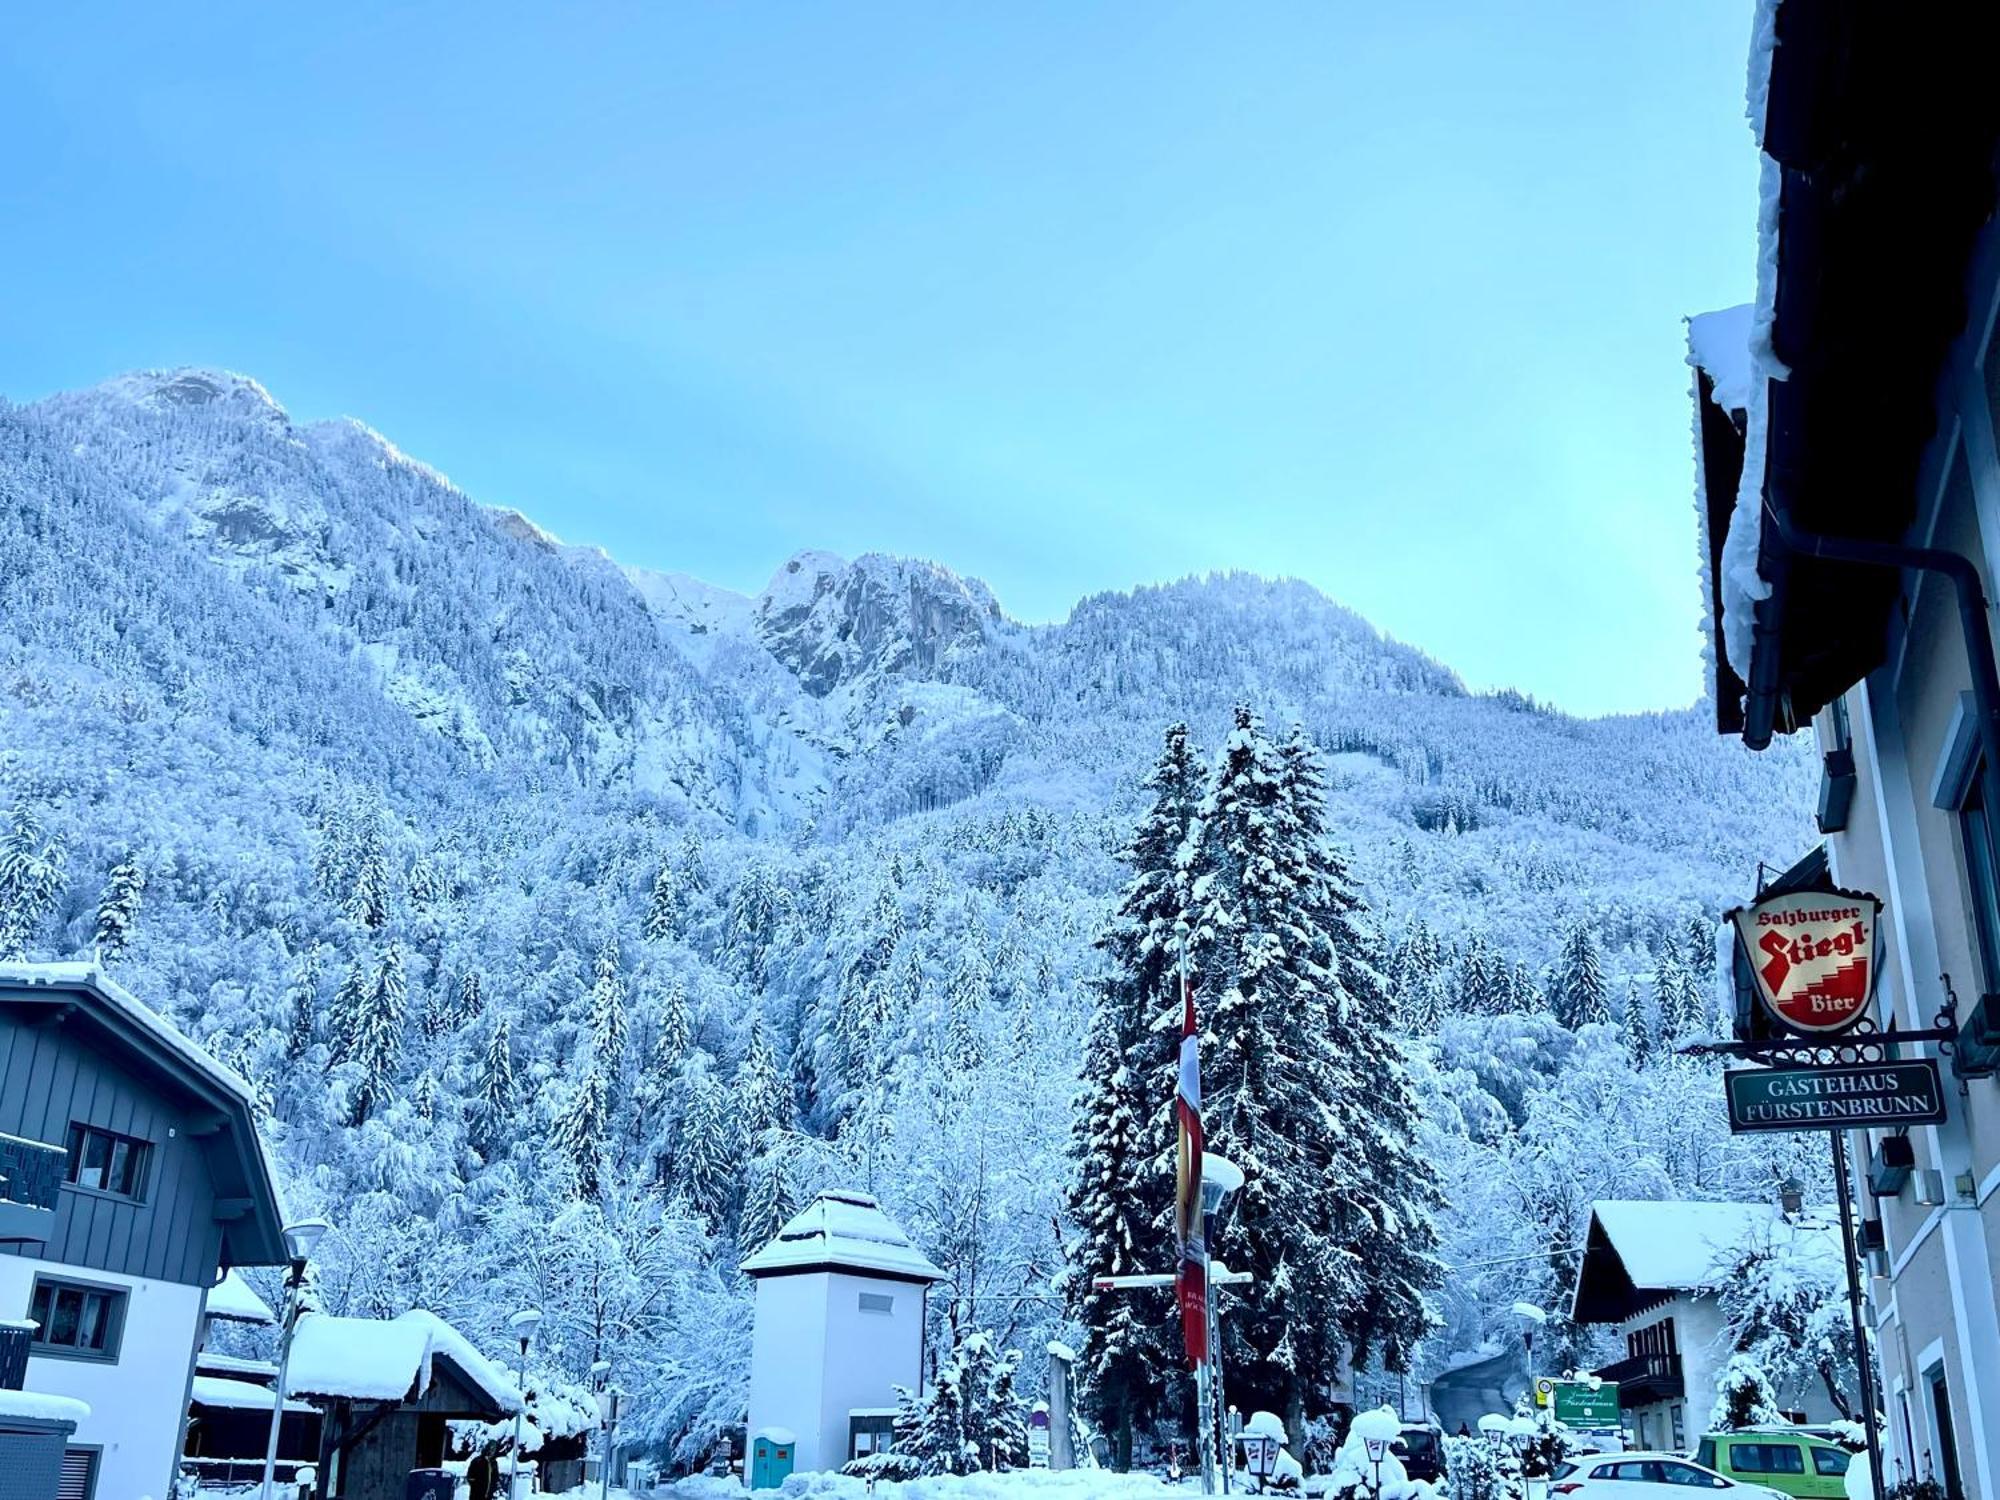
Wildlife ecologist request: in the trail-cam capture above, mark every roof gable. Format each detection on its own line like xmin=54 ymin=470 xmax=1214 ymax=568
xmin=1570 ymin=1199 xmax=1841 ymax=1324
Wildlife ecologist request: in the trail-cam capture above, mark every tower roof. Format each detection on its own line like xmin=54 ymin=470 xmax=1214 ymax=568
xmin=740 ymin=1189 xmax=945 ymax=1283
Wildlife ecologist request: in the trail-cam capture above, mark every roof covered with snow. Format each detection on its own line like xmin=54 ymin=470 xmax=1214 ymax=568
xmin=190 ymin=1375 xmax=317 ymax=1414
xmin=206 ymin=1269 xmax=277 ymax=1325
xmin=284 ymin=1309 xmax=522 ymax=1415
xmin=1571 ymin=1199 xmax=1841 ymax=1323
xmin=0 ymin=962 xmax=289 ymax=1268
xmin=740 ymin=1189 xmax=945 ymax=1282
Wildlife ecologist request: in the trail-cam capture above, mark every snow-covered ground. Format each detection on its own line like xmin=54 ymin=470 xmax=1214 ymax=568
xmin=664 ymin=1473 xmax=1181 ymax=1500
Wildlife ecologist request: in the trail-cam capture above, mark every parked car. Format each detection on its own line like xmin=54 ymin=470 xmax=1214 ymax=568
xmin=1550 ymin=1451 xmax=1785 ymax=1500
xmin=1392 ymin=1424 xmax=1445 ymax=1483
xmin=1692 ymin=1432 xmax=1853 ymax=1499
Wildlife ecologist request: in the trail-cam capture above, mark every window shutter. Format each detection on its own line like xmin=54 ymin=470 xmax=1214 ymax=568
xmin=56 ymin=1448 xmax=98 ymax=1500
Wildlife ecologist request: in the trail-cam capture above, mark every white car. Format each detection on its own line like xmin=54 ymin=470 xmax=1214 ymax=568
xmin=1551 ymin=1451 xmax=1786 ymax=1500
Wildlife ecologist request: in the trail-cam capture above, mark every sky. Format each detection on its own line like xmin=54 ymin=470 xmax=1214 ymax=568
xmin=0 ymin=3 xmax=1761 ymax=716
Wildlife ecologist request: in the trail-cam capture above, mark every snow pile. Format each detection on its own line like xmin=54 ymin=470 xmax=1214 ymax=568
xmin=671 ymin=1468 xmax=1174 ymax=1500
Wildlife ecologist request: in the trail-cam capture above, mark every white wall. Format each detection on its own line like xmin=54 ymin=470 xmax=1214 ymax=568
xmin=0 ymin=1252 xmax=204 ymax=1500
xmin=815 ymin=1273 xmax=924 ymax=1470
xmin=746 ymin=1271 xmax=928 ymax=1477
xmin=747 ymin=1272 xmax=831 ymax=1473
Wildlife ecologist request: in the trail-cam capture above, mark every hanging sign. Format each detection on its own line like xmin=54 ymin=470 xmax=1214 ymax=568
xmin=1729 ymin=887 xmax=1882 ymax=1036
xmin=1723 ymin=1060 xmax=1947 ymax=1132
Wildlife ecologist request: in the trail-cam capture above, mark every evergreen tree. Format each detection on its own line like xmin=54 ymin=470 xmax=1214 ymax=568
xmin=476 ymin=1014 xmax=517 ymax=1151
xmin=285 ymin=949 xmax=322 ymax=1060
xmin=421 ymin=980 xmax=453 ymax=1040
xmin=1458 ymin=933 xmax=1503 ymax=1017
xmin=735 ymin=1019 xmax=791 ymax=1144
xmin=326 ymin=954 xmax=371 ymax=1067
xmin=1709 ymin=1353 xmax=1784 ymax=1430
xmin=644 ymin=860 xmax=680 ymax=944
xmin=725 ymin=863 xmax=785 ymax=986
xmin=1684 ymin=913 xmax=1719 ymax=980
xmin=92 ymin=857 xmax=145 ymax=963
xmin=1656 ymin=950 xmax=1704 ymax=1046
xmin=454 ymin=968 xmax=485 ymax=1027
xmin=1065 ymin=722 xmax=1199 ymax=1466
xmin=1549 ymin=923 xmax=1610 ymax=1030
xmin=1274 ymin=722 xmax=1444 ymax=1382
xmin=554 ymin=1050 xmax=610 ymax=1200
xmin=0 ymin=803 xmax=67 ymax=959
xmin=653 ymin=976 xmax=692 ymax=1073
xmin=588 ymin=935 xmax=628 ymax=1077
xmin=737 ymin=1132 xmax=799 ymax=1252
xmin=674 ymin=1052 xmax=739 ymax=1227
xmin=1393 ymin=921 xmax=1446 ymax=1032
xmin=1622 ymin=979 xmax=1656 ymax=1067
xmin=346 ymin=817 xmax=392 ymax=931
xmin=348 ymin=943 xmax=408 ymax=1125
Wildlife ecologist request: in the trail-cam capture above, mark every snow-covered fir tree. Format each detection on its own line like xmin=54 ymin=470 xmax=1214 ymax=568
xmin=555 ymin=1049 xmax=610 ymax=1200
xmin=1065 ymin=722 xmax=1200 ymax=1466
xmin=92 ymin=856 xmax=145 ymax=963
xmin=1710 ymin=1353 xmax=1784 ymax=1429
xmin=644 ymin=860 xmax=680 ymax=944
xmin=0 ymin=803 xmax=66 ymax=958
xmin=475 ymin=1013 xmax=516 ymax=1153
xmin=453 ymin=967 xmax=485 ymax=1027
xmin=588 ymin=935 xmax=629 ymax=1078
xmin=735 ymin=1019 xmax=791 ymax=1143
xmin=1549 ymin=923 xmax=1609 ymax=1029
xmin=672 ymin=1051 xmax=738 ymax=1226
xmin=285 ymin=949 xmax=321 ymax=1060
xmin=346 ymin=943 xmax=408 ymax=1124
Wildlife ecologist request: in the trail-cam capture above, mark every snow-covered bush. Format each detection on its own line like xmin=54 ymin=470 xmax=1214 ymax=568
xmin=1709 ymin=1353 xmax=1784 ymax=1431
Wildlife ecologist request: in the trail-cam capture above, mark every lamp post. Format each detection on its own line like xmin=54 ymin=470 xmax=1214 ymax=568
xmin=260 ymin=1217 xmax=331 ymax=1500
xmin=590 ymin=1359 xmax=615 ymax=1500
xmin=507 ymin=1308 xmax=543 ymax=1500
xmin=1199 ymin=1154 xmax=1246 ymax=1495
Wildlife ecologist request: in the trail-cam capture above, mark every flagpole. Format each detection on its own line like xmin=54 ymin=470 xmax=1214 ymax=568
xmin=1176 ymin=947 xmax=1218 ymax=1496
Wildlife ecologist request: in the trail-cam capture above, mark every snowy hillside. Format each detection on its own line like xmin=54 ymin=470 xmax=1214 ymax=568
xmin=0 ymin=368 xmax=1819 ymax=1456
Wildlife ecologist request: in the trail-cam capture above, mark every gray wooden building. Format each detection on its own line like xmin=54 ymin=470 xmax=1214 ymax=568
xmin=0 ymin=961 xmax=287 ymax=1500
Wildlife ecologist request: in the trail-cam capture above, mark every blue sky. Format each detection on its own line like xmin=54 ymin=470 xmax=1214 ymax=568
xmin=0 ymin=2 xmax=1759 ymax=716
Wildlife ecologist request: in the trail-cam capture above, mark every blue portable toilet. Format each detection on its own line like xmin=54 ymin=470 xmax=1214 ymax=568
xmin=749 ymin=1427 xmax=797 ymax=1490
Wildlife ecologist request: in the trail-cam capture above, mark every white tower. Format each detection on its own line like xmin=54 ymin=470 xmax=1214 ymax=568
xmin=741 ymin=1189 xmax=945 ymax=1476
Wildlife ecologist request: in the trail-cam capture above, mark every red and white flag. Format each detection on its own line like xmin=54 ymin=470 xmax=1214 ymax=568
xmin=1173 ymin=964 xmax=1208 ymax=1367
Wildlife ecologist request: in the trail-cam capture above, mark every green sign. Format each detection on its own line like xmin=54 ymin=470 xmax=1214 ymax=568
xmin=1724 ymin=1060 xmax=1946 ymax=1133
xmin=1551 ymin=1382 xmax=1619 ymax=1426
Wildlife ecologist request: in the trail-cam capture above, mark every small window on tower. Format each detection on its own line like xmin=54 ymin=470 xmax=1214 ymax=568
xmin=858 ymin=1292 xmax=895 ymax=1314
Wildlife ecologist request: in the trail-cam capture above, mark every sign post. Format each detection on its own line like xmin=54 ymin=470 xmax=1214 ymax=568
xmin=1720 ymin=881 xmax=1900 ymax=1500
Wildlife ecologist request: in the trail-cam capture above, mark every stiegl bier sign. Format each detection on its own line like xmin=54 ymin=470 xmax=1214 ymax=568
xmin=1730 ymin=887 xmax=1882 ymax=1037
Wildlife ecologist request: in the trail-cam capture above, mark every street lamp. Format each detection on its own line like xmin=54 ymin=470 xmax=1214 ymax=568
xmin=507 ymin=1308 xmax=543 ymax=1500
xmin=1511 ymin=1302 xmax=1547 ymax=1384
xmin=1200 ymin=1154 xmax=1246 ymax=1495
xmin=260 ymin=1217 xmax=331 ymax=1500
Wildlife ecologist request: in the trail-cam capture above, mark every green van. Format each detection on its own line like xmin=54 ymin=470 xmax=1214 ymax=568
xmin=1692 ymin=1433 xmax=1853 ymax=1499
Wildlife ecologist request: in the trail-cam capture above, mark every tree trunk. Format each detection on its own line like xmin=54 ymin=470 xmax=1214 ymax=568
xmin=1115 ymin=1403 xmax=1134 ymax=1472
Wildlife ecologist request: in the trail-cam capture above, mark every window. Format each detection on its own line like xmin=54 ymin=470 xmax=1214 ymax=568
xmin=858 ymin=1292 xmax=894 ymax=1314
xmin=56 ymin=1448 xmax=99 ymax=1500
xmin=1695 ymin=1440 xmax=1716 ymax=1470
xmin=27 ymin=1277 xmax=127 ymax=1361
xmin=1730 ymin=1444 xmax=1805 ymax=1475
xmin=1957 ymin=769 xmax=2000 ymax=989
xmin=63 ymin=1123 xmax=151 ymax=1200
xmin=1671 ymin=1405 xmax=1686 ymax=1452
xmin=1927 ymin=1363 xmax=1963 ymax=1500
xmin=1812 ymin=1448 xmax=1852 ymax=1477
xmin=1659 ymin=1463 xmax=1727 ymax=1488
xmin=1604 ymin=1462 xmax=1664 ymax=1482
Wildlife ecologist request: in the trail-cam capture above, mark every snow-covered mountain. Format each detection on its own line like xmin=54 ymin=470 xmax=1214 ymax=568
xmin=0 ymin=367 xmax=1821 ymax=1449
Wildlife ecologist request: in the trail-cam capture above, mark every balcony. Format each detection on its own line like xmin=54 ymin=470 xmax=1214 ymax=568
xmin=0 ymin=1131 xmax=66 ymax=1246
xmin=1593 ymin=1352 xmax=1685 ymax=1405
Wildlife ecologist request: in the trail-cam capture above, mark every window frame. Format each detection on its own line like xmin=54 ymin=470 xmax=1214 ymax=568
xmin=26 ymin=1274 xmax=129 ymax=1364
xmin=1931 ymin=694 xmax=2000 ymax=991
xmin=62 ymin=1122 xmax=154 ymax=1203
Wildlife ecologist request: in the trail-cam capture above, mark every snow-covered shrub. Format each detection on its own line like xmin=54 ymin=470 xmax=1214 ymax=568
xmin=1709 ymin=1353 xmax=1784 ymax=1431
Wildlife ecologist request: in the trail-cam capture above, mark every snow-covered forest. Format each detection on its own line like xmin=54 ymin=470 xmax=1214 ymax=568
xmin=0 ymin=368 xmax=1823 ymax=1463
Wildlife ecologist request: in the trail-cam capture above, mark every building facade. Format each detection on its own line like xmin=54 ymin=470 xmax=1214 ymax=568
xmin=1686 ymin=4 xmax=2000 ymax=1498
xmin=741 ymin=1190 xmax=944 ymax=1476
xmin=0 ymin=963 xmax=287 ymax=1500
xmin=1570 ymin=1201 xmax=1847 ymax=1451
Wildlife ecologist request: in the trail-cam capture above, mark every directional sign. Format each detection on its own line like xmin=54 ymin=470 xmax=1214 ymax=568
xmin=1550 ymin=1382 xmax=1619 ymax=1426
xmin=1724 ymin=1060 xmax=1947 ymax=1133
